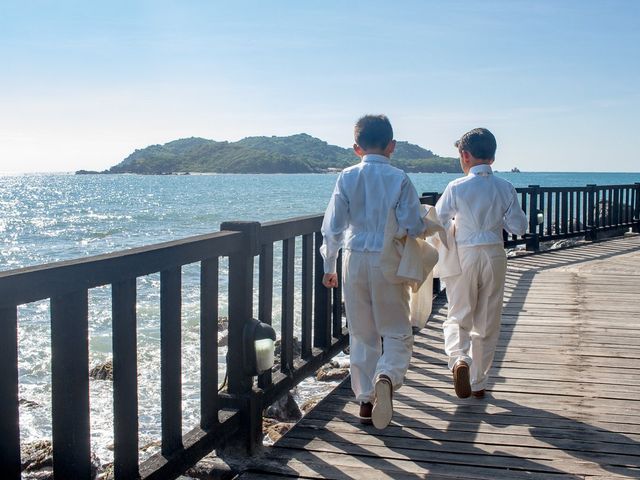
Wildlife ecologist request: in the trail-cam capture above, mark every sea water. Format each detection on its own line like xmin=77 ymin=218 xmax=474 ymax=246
xmin=2 ymin=171 xmax=639 ymax=466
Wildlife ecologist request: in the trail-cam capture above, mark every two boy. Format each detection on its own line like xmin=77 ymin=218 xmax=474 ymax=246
xmin=321 ymin=119 xmax=526 ymax=430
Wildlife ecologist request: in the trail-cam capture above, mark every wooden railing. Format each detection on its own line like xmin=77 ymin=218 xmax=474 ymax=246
xmin=0 ymin=215 xmax=348 ymax=480
xmin=423 ymin=182 xmax=640 ymax=250
xmin=1 ymin=182 xmax=638 ymax=479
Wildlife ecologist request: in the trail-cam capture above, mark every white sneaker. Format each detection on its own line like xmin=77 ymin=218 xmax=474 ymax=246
xmin=372 ymin=375 xmax=393 ymax=429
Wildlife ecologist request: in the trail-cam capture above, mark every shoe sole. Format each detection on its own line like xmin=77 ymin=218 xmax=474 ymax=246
xmin=453 ymin=364 xmax=471 ymax=399
xmin=372 ymin=379 xmax=393 ymax=429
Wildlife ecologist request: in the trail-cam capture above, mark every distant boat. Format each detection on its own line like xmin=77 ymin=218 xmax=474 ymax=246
xmin=511 ymin=167 xmax=521 ymax=173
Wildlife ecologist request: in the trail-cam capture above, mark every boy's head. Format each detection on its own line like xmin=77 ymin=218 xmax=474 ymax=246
xmin=353 ymin=114 xmax=396 ymax=157
xmin=455 ymin=128 xmax=496 ymax=173
xmin=455 ymin=128 xmax=496 ymax=161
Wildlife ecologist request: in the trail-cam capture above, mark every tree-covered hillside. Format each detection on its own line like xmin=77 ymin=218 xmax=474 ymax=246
xmin=101 ymin=134 xmax=461 ymax=174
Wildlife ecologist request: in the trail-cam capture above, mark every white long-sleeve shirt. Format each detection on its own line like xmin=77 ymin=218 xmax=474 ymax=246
xmin=435 ymin=164 xmax=528 ymax=247
xmin=320 ymin=154 xmax=425 ymax=274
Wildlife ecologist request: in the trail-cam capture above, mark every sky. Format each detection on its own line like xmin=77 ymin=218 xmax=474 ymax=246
xmin=1 ymin=0 xmax=639 ymax=173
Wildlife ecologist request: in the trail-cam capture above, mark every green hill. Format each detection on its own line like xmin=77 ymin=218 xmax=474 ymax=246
xmin=102 ymin=134 xmax=461 ymax=174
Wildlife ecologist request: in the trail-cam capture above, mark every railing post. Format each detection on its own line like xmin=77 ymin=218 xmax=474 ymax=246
xmin=160 ymin=267 xmax=183 ymax=455
xmin=112 ymin=279 xmax=139 ymax=479
xmin=221 ymin=221 xmax=260 ymax=394
xmin=51 ymin=290 xmax=92 ymax=479
xmin=220 ymin=221 xmax=261 ymax=451
xmin=634 ymin=183 xmax=640 ymax=233
xmin=586 ymin=184 xmax=598 ymax=241
xmin=526 ymin=185 xmax=540 ymax=251
xmin=0 ymin=306 xmax=20 ymax=479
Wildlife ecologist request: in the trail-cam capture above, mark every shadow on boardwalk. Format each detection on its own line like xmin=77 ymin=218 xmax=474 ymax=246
xmin=238 ymin=236 xmax=640 ymax=479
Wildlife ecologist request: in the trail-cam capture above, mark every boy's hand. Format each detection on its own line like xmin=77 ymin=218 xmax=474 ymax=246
xmin=323 ymin=273 xmax=338 ymax=288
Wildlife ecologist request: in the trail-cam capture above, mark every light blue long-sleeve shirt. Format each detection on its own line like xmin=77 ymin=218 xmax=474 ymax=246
xmin=435 ymin=164 xmax=528 ymax=246
xmin=320 ymin=154 xmax=425 ymax=274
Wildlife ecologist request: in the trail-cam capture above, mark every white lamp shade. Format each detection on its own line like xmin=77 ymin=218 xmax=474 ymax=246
xmin=254 ymin=338 xmax=275 ymax=373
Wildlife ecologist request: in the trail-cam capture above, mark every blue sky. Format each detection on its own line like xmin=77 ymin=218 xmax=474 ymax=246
xmin=1 ymin=0 xmax=638 ymax=172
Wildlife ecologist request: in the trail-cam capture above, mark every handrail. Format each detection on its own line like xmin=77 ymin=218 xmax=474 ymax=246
xmin=0 ymin=214 xmax=349 ymax=479
xmin=423 ymin=183 xmax=640 ymax=250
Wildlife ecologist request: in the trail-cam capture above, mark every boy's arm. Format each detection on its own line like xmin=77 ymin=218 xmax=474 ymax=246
xmin=320 ymin=175 xmax=349 ymax=275
xmin=503 ymin=186 xmax=528 ymax=236
xmin=395 ymin=176 xmax=426 ymax=237
xmin=435 ymin=183 xmax=456 ymax=231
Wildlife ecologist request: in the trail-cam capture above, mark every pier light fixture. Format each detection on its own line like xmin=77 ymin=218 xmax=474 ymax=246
xmin=536 ymin=211 xmax=545 ymax=225
xmin=243 ymin=318 xmax=277 ymax=376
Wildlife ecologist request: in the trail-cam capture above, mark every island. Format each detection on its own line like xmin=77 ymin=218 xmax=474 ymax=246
xmin=79 ymin=134 xmax=462 ymax=175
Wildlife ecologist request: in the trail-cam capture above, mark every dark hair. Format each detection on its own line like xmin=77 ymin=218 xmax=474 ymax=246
xmin=354 ymin=115 xmax=393 ymax=151
xmin=455 ymin=128 xmax=496 ymax=160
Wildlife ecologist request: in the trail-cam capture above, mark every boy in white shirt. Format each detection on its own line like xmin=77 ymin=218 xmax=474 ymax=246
xmin=321 ymin=115 xmax=425 ymax=429
xmin=436 ymin=128 xmax=527 ymax=399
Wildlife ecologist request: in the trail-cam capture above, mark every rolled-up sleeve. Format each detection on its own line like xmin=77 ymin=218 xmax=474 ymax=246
xmin=395 ymin=175 xmax=426 ymax=238
xmin=320 ymin=175 xmax=349 ymax=273
xmin=503 ymin=186 xmax=528 ymax=236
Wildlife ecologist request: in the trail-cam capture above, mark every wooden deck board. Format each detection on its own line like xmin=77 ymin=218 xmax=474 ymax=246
xmin=238 ymin=236 xmax=640 ymax=479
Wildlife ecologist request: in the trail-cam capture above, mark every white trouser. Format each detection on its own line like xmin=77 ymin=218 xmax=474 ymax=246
xmin=342 ymin=250 xmax=414 ymax=403
xmin=443 ymin=244 xmax=507 ymax=391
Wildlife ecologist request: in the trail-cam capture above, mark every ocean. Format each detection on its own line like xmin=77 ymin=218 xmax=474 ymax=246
xmin=2 ymin=171 xmax=639 ymax=466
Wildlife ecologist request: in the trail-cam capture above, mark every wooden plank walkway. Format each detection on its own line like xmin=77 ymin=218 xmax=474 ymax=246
xmin=238 ymin=235 xmax=640 ymax=479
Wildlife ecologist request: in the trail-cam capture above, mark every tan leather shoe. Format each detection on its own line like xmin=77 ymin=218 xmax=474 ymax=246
xmin=359 ymin=402 xmax=373 ymax=425
xmin=471 ymin=389 xmax=485 ymax=399
xmin=452 ymin=361 xmax=471 ymax=398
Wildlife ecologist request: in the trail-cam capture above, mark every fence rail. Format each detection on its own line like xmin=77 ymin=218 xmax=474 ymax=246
xmin=1 ymin=182 xmax=638 ymax=479
xmin=0 ymin=215 xmax=348 ymax=479
xmin=423 ymin=182 xmax=640 ymax=250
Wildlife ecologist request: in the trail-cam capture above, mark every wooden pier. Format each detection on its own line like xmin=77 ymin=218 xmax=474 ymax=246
xmin=238 ymin=235 xmax=640 ymax=479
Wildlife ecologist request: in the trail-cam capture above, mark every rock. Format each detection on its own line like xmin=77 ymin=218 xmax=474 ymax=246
xmin=264 ymin=391 xmax=302 ymax=422
xmin=330 ymin=358 xmax=350 ymax=368
xmin=217 ymin=317 xmax=229 ymax=346
xmin=89 ymin=360 xmax=113 ymax=380
xmin=185 ymin=452 xmax=235 ymax=480
xmin=218 ymin=316 xmax=228 ymax=332
xmin=300 ymin=395 xmax=323 ymax=414
xmin=140 ymin=439 xmax=162 ymax=452
xmin=538 ymin=238 xmax=585 ymax=251
xmin=264 ymin=421 xmax=294 ymax=443
xmin=550 ymin=239 xmax=579 ymax=250
xmin=21 ymin=440 xmax=53 ymax=474
xmin=316 ymin=365 xmax=349 ymax=382
xmin=21 ymin=440 xmax=99 ymax=479
xmin=97 ymin=463 xmax=113 ymax=480
xmin=19 ymin=398 xmax=41 ymax=408
xmin=274 ymin=336 xmax=301 ymax=358
xmin=507 ymin=249 xmax=529 ymax=257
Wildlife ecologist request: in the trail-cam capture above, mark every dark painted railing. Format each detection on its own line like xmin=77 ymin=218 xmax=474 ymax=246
xmin=1 ymin=182 xmax=638 ymax=479
xmin=0 ymin=215 xmax=348 ymax=479
xmin=422 ymin=182 xmax=640 ymax=250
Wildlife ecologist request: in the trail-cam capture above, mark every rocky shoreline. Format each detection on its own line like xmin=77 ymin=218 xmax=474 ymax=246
xmin=20 ymin=353 xmax=350 ymax=479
